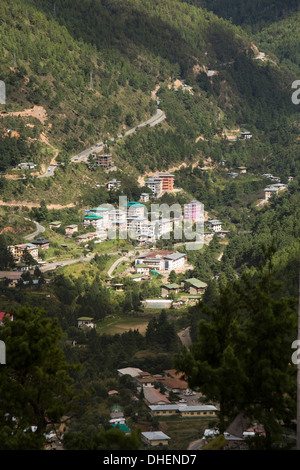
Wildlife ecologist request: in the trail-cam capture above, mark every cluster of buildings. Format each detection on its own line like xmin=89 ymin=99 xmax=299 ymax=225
xmin=161 ymin=277 xmax=208 ymax=298
xmin=142 ymin=277 xmax=208 ymax=310
xmin=262 ymin=174 xmax=292 ymax=201
xmin=264 ymin=182 xmax=288 ymax=201
xmin=82 ymin=201 xmax=176 ymax=245
xmin=145 ymin=172 xmax=174 ymax=197
xmin=8 ymin=237 xmax=50 ymax=264
xmin=228 ymin=166 xmax=247 ymax=178
xmin=115 ymin=367 xmax=218 ymax=446
xmin=81 ymin=194 xmax=208 ymax=246
xmin=17 ymin=162 xmax=37 ymax=170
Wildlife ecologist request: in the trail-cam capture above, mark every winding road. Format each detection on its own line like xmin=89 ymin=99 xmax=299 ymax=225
xmin=70 ymin=108 xmax=166 ymax=164
xmin=23 ymin=218 xmax=45 ymax=241
xmin=40 ymin=108 xmax=166 ymax=175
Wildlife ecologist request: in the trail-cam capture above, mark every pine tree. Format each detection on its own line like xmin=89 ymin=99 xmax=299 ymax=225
xmin=175 ymin=263 xmax=297 ymax=446
xmin=0 ymin=304 xmax=77 ymax=449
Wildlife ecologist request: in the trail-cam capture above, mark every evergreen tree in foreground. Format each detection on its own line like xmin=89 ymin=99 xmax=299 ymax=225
xmin=175 ymin=261 xmax=297 ymax=449
xmin=0 ymin=304 xmax=77 ymax=450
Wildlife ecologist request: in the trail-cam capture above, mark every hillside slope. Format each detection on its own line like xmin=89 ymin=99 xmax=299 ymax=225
xmin=0 ymin=0 xmax=298 ymax=205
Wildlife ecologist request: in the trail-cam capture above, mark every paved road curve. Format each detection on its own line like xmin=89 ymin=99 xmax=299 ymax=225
xmin=23 ymin=218 xmax=45 ymax=241
xmin=39 ymin=108 xmax=166 ymax=176
xmin=70 ymin=108 xmax=166 ymax=164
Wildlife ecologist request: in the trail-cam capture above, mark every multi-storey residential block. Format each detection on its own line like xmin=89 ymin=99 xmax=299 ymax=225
xmin=92 ymin=153 xmax=114 ymax=168
xmin=184 ymin=200 xmax=203 ymax=222
xmin=145 ymin=177 xmax=163 ymax=197
xmin=153 ymin=172 xmax=174 ymax=191
xmin=8 ymin=243 xmax=39 ymax=263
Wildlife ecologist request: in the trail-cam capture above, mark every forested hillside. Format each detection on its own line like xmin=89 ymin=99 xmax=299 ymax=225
xmin=182 ymin=0 xmax=300 ymax=74
xmin=0 ymin=0 xmax=299 ymax=452
xmin=0 ymin=0 xmax=297 ymax=178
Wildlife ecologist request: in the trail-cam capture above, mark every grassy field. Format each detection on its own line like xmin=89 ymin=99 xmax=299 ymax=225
xmin=59 ymin=253 xmax=120 ymax=280
xmin=132 ymin=415 xmax=218 ymax=451
xmin=159 ymin=416 xmax=218 ymax=450
xmin=97 ymin=313 xmax=152 ymax=336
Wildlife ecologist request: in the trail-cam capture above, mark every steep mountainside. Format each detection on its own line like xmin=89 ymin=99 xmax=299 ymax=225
xmin=0 ymin=0 xmax=298 ymax=204
xmin=182 ymin=0 xmax=300 ymax=74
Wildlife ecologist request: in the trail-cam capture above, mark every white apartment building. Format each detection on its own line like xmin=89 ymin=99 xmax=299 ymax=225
xmin=88 ymin=206 xmax=111 ymax=229
xmin=106 ymin=179 xmax=121 ymax=191
xmin=135 ymin=250 xmax=186 ymax=272
xmin=125 ymin=202 xmax=147 ymax=218
xmin=145 ymin=177 xmax=163 ymax=197
xmin=83 ymin=214 xmax=104 ymax=230
xmin=207 ymin=219 xmax=222 ymax=232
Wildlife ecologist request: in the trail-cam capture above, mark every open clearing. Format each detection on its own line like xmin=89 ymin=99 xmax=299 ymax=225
xmin=98 ymin=315 xmax=151 ymax=335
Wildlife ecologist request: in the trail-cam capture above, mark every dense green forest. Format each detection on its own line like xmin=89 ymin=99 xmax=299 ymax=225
xmin=182 ymin=0 xmax=300 ymax=74
xmin=0 ymin=0 xmax=298 ymax=179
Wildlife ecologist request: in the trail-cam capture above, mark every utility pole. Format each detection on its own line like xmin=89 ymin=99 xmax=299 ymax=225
xmin=297 ymin=257 xmax=300 ymax=450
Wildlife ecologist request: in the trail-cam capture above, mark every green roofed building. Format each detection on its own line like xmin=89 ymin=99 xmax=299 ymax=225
xmin=181 ymin=278 xmax=207 ymax=295
xmin=161 ymin=283 xmax=180 ymax=297
xmin=112 ymin=423 xmax=131 ymax=434
xmin=84 ymin=214 xmax=103 ymax=219
xmin=83 ymin=213 xmax=103 ymax=229
xmin=124 ymin=201 xmax=146 ymax=217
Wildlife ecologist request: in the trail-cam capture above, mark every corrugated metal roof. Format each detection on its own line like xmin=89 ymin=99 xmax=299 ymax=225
xmin=142 ymin=431 xmax=170 ymax=441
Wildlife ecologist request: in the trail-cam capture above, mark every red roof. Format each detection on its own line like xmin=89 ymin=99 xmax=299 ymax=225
xmin=0 ymin=312 xmax=13 ymax=322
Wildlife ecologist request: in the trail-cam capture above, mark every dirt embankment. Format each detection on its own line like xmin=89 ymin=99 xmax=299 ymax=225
xmin=0 ymin=105 xmax=48 ymax=124
xmin=0 ymin=106 xmax=58 ymax=173
xmin=0 ymin=200 xmax=76 ymax=209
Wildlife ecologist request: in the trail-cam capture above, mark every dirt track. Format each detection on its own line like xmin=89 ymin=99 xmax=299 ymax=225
xmin=0 ymin=200 xmax=76 ymax=209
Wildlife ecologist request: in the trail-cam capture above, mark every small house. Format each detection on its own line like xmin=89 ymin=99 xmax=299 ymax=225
xmin=240 ymin=131 xmax=252 ymax=140
xmin=49 ymin=221 xmax=62 ymax=230
xmin=161 ymin=283 xmax=180 ymax=297
xmin=143 ymin=387 xmax=171 ymax=406
xmin=111 ymin=283 xmax=124 ymax=291
xmin=76 ymin=232 xmax=98 ymax=244
xmin=77 ymin=317 xmax=96 ymax=329
xmin=264 ymin=186 xmax=279 ymax=201
xmin=141 ymin=431 xmax=171 ymax=447
xmin=182 ymin=278 xmax=207 ymax=295
xmin=65 ymin=224 xmax=78 ymax=236
xmin=237 ymin=166 xmax=247 ymax=174
xmin=140 ymin=192 xmax=150 ymax=202
xmin=206 ymin=219 xmax=222 ymax=232
xmin=106 ymin=179 xmax=121 ymax=191
xmin=135 ymin=264 xmax=150 ymax=275
xmin=32 ymin=237 xmax=50 ymax=250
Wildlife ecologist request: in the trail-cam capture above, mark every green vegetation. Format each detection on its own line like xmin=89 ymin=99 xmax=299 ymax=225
xmin=176 ymin=258 xmax=297 ymax=449
xmin=0 ymin=304 xmax=76 ymax=450
xmin=0 ymin=0 xmax=299 ymax=452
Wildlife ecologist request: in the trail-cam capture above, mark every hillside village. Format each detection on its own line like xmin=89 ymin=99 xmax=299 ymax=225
xmin=0 ymin=0 xmax=299 ymax=454
xmin=0 ymin=148 xmax=292 ymax=450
